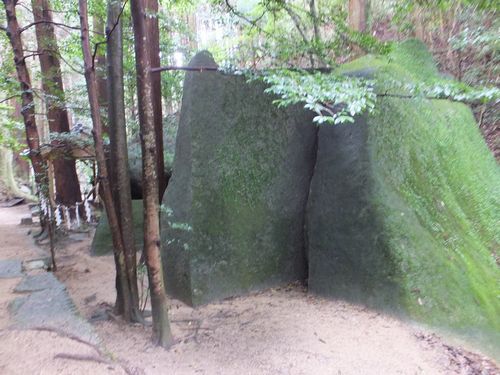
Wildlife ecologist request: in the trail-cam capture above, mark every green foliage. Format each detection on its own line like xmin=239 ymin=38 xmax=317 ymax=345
xmin=0 ymin=104 xmax=23 ymax=151
xmin=212 ymin=0 xmax=389 ymax=68
xmin=248 ymin=39 xmax=499 ymax=125
xmin=259 ymin=70 xmax=376 ymax=124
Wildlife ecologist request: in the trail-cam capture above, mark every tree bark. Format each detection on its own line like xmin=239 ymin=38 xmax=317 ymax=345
xmin=2 ymin=0 xmax=46 ymax=187
xmin=348 ymin=0 xmax=367 ymax=32
xmin=130 ymin=0 xmax=173 ymax=348
xmin=145 ymin=0 xmax=166 ymax=199
xmin=94 ymin=14 xmax=108 ymax=134
xmin=78 ymin=0 xmax=135 ymax=322
xmin=106 ymin=0 xmax=141 ymax=321
xmin=32 ymin=0 xmax=82 ymax=210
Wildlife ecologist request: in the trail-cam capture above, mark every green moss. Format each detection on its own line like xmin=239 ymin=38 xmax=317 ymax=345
xmin=344 ymin=41 xmax=500 ymax=354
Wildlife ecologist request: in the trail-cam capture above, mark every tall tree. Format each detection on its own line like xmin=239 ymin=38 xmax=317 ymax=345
xmin=94 ymin=14 xmax=108 ymax=133
xmin=145 ymin=0 xmax=166 ymax=198
xmin=79 ymin=0 xmax=138 ymax=322
xmin=107 ymin=0 xmax=141 ymax=321
xmin=130 ymin=0 xmax=173 ymax=347
xmin=348 ymin=0 xmax=367 ymax=32
xmin=32 ymin=0 xmax=82 ymax=210
xmin=2 ymin=0 xmax=46 ymax=187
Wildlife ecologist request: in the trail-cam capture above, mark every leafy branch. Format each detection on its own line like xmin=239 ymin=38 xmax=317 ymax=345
xmin=255 ymin=70 xmax=500 ymax=125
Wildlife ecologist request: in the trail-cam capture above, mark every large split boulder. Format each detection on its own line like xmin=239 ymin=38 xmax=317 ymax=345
xmin=161 ymin=51 xmax=317 ymax=305
xmin=162 ymin=42 xmax=499 ymax=355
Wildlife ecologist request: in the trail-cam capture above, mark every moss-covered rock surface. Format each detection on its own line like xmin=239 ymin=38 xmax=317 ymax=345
xmin=160 ymin=42 xmax=498 ymax=353
xmin=91 ymin=199 xmax=144 ymax=256
xmin=309 ymin=39 xmax=499 ymax=353
xmin=161 ymin=52 xmax=316 ymax=306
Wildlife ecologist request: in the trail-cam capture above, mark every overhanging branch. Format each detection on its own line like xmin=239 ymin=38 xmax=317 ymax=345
xmin=150 ymin=65 xmax=219 ymax=73
xmin=91 ymin=0 xmax=128 ymax=69
xmin=19 ymin=20 xmax=82 ymax=33
xmin=0 ymin=94 xmax=21 ymax=104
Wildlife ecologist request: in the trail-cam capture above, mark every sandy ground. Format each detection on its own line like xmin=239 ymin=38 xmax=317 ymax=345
xmin=0 ymin=204 xmax=498 ymax=375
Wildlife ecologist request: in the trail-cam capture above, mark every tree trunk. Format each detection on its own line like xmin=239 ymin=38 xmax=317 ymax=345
xmin=32 ymin=0 xmax=82 ymax=210
xmin=130 ymin=0 xmax=173 ymax=348
xmin=145 ymin=0 xmax=166 ymax=199
xmin=0 ymin=147 xmax=36 ymax=200
xmin=94 ymin=14 xmax=109 ymax=134
xmin=348 ymin=0 xmax=367 ymax=32
xmin=78 ymin=0 xmax=135 ymax=322
xmin=2 ymin=0 xmax=46 ymax=187
xmin=107 ymin=0 xmax=142 ymax=321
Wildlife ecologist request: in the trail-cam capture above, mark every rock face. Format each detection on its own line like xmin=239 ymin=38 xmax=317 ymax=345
xmin=161 ymin=51 xmax=317 ymax=305
xmin=128 ymin=143 xmax=173 ymax=200
xmin=306 ymin=115 xmax=401 ymax=308
xmin=162 ymin=42 xmax=499 ymax=354
xmin=307 ymin=40 xmax=500 ymax=352
xmin=90 ymin=200 xmax=143 ymax=255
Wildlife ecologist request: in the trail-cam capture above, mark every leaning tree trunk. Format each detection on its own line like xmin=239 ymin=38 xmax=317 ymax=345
xmin=2 ymin=0 xmax=46 ymax=187
xmin=32 ymin=0 xmax=82 ymax=211
xmin=145 ymin=0 xmax=166 ymax=199
xmin=79 ymin=0 xmax=136 ymax=322
xmin=130 ymin=0 xmax=173 ymax=348
xmin=106 ymin=0 xmax=142 ymax=321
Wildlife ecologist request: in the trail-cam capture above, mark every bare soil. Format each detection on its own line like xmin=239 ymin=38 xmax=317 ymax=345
xmin=0 ymin=204 xmax=498 ymax=374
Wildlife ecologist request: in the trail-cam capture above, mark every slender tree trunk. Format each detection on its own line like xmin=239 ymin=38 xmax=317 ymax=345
xmin=107 ymin=0 xmax=142 ymax=322
xmin=348 ymin=0 xmax=367 ymax=32
xmin=412 ymin=7 xmax=426 ymax=41
xmin=3 ymin=0 xmax=46 ymax=187
xmin=145 ymin=0 xmax=166 ymax=199
xmin=32 ymin=0 xmax=82 ymax=211
xmin=309 ymin=0 xmax=320 ymax=44
xmin=78 ymin=0 xmax=135 ymax=321
xmin=94 ymin=14 xmax=109 ymax=134
xmin=130 ymin=0 xmax=173 ymax=348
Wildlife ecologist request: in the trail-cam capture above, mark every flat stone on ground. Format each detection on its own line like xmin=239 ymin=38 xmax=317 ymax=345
xmin=14 ymin=273 xmax=64 ymax=293
xmin=22 ymin=257 xmax=50 ymax=271
xmin=0 ymin=259 xmax=23 ymax=278
xmin=10 ymin=277 xmax=99 ymax=345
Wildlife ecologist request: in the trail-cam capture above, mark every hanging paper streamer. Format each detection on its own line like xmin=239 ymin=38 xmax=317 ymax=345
xmin=40 ymin=198 xmax=48 ymax=217
xmin=64 ymin=207 xmax=71 ymax=230
xmin=84 ymin=199 xmax=92 ymax=223
xmin=55 ymin=205 xmax=62 ymax=226
xmin=75 ymin=202 xmax=81 ymax=227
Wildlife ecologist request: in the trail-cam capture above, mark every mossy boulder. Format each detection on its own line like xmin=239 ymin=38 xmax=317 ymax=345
xmin=162 ymin=41 xmax=499 ymax=355
xmin=161 ymin=51 xmax=316 ymax=305
xmin=90 ymin=200 xmax=143 ymax=256
xmin=307 ymin=39 xmax=499 ymax=353
xmin=128 ymin=143 xmax=174 ymax=200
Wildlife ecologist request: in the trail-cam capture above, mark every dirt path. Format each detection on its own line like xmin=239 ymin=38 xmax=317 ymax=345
xmin=0 ymin=204 xmax=498 ymax=374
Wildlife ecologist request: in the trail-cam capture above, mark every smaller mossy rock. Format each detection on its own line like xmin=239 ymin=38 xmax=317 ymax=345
xmin=161 ymin=51 xmax=317 ymax=306
xmin=308 ymin=39 xmax=500 ymax=355
xmin=91 ymin=200 xmax=144 ymax=256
